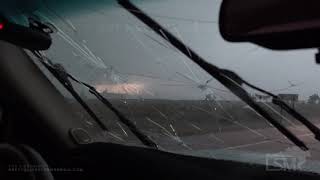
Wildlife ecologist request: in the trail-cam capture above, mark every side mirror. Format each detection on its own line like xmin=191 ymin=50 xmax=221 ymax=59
xmin=0 ymin=18 xmax=52 ymax=50
xmin=219 ymin=0 xmax=320 ymax=50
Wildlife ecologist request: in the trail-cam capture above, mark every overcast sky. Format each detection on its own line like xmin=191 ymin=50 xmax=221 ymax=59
xmin=33 ymin=0 xmax=320 ymax=100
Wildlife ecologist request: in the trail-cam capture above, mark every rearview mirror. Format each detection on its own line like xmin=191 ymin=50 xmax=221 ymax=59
xmin=219 ymin=0 xmax=320 ymax=50
xmin=0 ymin=18 xmax=52 ymax=50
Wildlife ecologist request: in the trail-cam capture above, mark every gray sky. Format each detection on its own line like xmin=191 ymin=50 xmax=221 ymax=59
xmin=33 ymin=0 xmax=320 ymax=100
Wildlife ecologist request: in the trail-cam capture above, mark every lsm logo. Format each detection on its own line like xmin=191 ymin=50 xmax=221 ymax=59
xmin=265 ymin=147 xmax=311 ymax=171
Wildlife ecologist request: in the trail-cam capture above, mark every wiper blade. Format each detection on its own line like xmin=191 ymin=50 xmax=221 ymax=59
xmin=32 ymin=51 xmax=109 ymax=131
xmin=240 ymin=76 xmax=320 ymax=141
xmin=67 ymin=76 xmax=159 ymax=149
xmin=33 ymin=51 xmax=158 ymax=149
xmin=118 ymin=0 xmax=309 ymax=151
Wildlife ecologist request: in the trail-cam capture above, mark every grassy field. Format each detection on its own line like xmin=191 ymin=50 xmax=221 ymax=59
xmin=68 ymin=99 xmax=320 ymax=144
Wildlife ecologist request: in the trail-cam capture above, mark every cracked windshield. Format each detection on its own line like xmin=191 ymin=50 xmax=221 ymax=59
xmin=25 ymin=0 xmax=320 ymax=163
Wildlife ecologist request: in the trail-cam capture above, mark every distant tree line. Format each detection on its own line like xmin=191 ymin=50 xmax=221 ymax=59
xmin=308 ymin=94 xmax=320 ymax=104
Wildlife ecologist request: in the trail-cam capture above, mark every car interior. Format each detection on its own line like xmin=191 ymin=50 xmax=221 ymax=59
xmin=1 ymin=0 xmax=320 ymax=179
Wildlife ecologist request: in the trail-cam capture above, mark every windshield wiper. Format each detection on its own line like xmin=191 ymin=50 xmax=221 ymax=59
xmin=67 ymin=75 xmax=159 ymax=149
xmin=241 ymin=77 xmax=320 ymax=141
xmin=118 ymin=0 xmax=312 ymax=151
xmin=32 ymin=51 xmax=158 ymax=149
xmin=32 ymin=51 xmax=109 ymax=131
